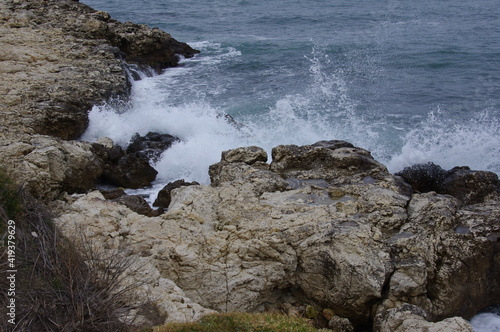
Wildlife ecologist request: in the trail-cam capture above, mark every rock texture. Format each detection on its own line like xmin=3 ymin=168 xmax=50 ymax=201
xmin=54 ymin=142 xmax=500 ymax=329
xmin=2 ymin=0 xmax=498 ymax=330
xmin=0 ymin=0 xmax=197 ymax=199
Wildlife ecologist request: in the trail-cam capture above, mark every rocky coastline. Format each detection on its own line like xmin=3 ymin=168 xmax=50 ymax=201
xmin=1 ymin=0 xmax=499 ymax=331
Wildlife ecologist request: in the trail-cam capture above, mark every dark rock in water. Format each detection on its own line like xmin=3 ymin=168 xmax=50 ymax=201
xmin=441 ymin=166 xmax=499 ymax=205
xmin=103 ymin=153 xmax=158 ymax=189
xmin=127 ymin=132 xmax=180 ymax=163
xmin=100 ymin=188 xmax=126 ymax=200
xmin=112 ymin=194 xmax=158 ymax=216
xmin=396 ymin=163 xmax=499 ymax=204
xmin=395 ymin=162 xmax=447 ymax=193
xmin=153 ymin=179 xmax=200 ymax=209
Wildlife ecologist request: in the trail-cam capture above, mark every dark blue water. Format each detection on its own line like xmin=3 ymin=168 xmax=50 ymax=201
xmin=81 ymin=0 xmax=500 ymax=183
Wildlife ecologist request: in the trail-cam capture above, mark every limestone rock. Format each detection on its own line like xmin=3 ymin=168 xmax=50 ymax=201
xmin=328 ymin=316 xmax=354 ymax=332
xmin=0 ymin=0 xmax=198 ymax=200
xmin=53 ymin=143 xmax=500 ymax=329
xmin=270 ymin=140 xmax=389 ymax=181
xmin=375 ymin=303 xmax=474 ymax=332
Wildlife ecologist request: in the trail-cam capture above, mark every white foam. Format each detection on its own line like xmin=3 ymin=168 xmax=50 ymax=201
xmin=386 ymin=109 xmax=500 ymax=174
xmin=470 ymin=313 xmax=500 ymax=332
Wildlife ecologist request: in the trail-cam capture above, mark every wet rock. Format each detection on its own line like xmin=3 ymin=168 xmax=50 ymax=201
xmin=153 ymin=179 xmax=200 ymax=209
xmin=100 ymin=188 xmax=126 ymax=200
xmin=441 ymin=167 xmax=499 ymax=204
xmin=375 ymin=303 xmax=473 ymax=332
xmin=127 ymin=132 xmax=180 ymax=163
xmin=112 ymin=194 xmax=154 ymax=216
xmin=103 ymin=153 xmax=158 ymax=189
xmin=395 ymin=162 xmax=447 ymax=193
xmin=396 ymin=163 xmax=499 ymax=204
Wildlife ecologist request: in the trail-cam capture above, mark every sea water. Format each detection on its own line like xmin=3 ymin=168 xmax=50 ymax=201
xmin=79 ymin=0 xmax=500 ymax=328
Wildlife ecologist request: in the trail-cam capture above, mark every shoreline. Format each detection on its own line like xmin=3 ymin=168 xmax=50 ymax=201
xmin=1 ymin=0 xmax=500 ymax=331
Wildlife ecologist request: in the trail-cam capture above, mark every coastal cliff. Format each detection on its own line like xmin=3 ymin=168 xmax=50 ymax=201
xmin=1 ymin=1 xmax=499 ymax=331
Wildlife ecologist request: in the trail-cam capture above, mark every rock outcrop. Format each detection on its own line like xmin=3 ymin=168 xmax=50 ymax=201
xmin=0 ymin=0 xmax=197 ymax=199
xmin=2 ymin=1 xmax=499 ymax=330
xmin=54 ymin=143 xmax=500 ymax=330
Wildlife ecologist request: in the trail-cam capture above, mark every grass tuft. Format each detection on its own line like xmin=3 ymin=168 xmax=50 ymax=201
xmin=153 ymin=312 xmax=319 ymax=332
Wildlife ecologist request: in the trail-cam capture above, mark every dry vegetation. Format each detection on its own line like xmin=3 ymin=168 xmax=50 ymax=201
xmin=0 ymin=170 xmax=152 ymax=331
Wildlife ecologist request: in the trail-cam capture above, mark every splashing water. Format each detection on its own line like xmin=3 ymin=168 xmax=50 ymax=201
xmin=82 ymin=41 xmax=499 ymax=206
xmin=387 ymin=109 xmax=500 ymax=173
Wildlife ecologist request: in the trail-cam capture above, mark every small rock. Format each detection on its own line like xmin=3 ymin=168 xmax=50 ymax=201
xmin=328 ymin=316 xmax=354 ymax=332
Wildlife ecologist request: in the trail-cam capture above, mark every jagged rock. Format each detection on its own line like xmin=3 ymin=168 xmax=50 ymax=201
xmin=127 ymin=132 xmax=180 ymax=163
xmin=54 ymin=142 xmax=500 ymax=329
xmin=0 ymin=135 xmax=105 ymax=200
xmin=441 ymin=167 xmax=499 ymax=204
xmin=328 ymin=316 xmax=354 ymax=332
xmin=0 ymin=0 xmax=198 ymax=200
xmin=375 ymin=303 xmax=474 ymax=332
xmin=112 ymin=195 xmax=155 ymax=216
xmin=270 ymin=140 xmax=389 ymax=181
xmin=396 ymin=163 xmax=499 ymax=205
xmin=153 ymin=179 xmax=200 ymax=209
xmin=395 ymin=162 xmax=447 ymax=193
xmin=103 ymin=153 xmax=158 ymax=189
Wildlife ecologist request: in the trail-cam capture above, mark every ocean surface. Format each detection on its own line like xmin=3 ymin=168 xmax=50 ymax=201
xmin=79 ymin=0 xmax=499 ymax=328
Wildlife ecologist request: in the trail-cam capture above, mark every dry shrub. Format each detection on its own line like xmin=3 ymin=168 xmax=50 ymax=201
xmin=0 ymin=182 xmax=152 ymax=331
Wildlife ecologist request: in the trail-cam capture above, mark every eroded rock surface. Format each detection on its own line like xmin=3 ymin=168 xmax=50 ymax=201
xmin=54 ymin=143 xmax=500 ymax=329
xmin=0 ymin=0 xmax=197 ymax=199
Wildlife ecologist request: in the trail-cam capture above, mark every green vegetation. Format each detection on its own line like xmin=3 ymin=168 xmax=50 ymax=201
xmin=153 ymin=312 xmax=319 ymax=332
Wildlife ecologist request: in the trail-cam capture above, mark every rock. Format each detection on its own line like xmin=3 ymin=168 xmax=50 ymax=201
xmin=127 ymin=132 xmax=180 ymax=163
xmin=103 ymin=153 xmax=158 ymax=189
xmin=441 ymin=167 xmax=499 ymax=204
xmin=112 ymin=194 xmax=155 ymax=216
xmin=328 ymin=316 xmax=354 ymax=332
xmin=270 ymin=140 xmax=389 ymax=181
xmin=0 ymin=0 xmax=198 ymax=201
xmin=396 ymin=163 xmax=499 ymax=205
xmin=375 ymin=303 xmax=474 ymax=332
xmin=54 ymin=142 xmax=500 ymax=330
xmin=395 ymin=162 xmax=447 ymax=193
xmin=100 ymin=188 xmax=126 ymax=200
xmin=0 ymin=135 xmax=105 ymax=200
xmin=97 ymin=137 xmax=114 ymax=149
xmin=209 ymin=146 xmax=289 ymax=194
xmin=153 ymin=179 xmax=200 ymax=209
xmin=221 ymin=146 xmax=268 ymax=164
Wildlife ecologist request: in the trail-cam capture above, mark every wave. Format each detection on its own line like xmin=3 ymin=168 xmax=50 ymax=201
xmin=81 ymin=41 xmax=499 ymax=207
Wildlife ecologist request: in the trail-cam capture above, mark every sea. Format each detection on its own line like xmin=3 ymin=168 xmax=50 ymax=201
xmin=79 ymin=0 xmax=500 ymax=329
